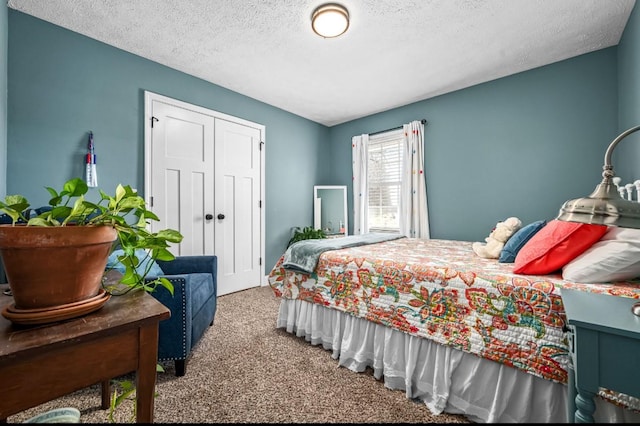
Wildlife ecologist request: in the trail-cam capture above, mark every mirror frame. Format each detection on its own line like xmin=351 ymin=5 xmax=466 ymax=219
xmin=314 ymin=185 xmax=348 ymax=237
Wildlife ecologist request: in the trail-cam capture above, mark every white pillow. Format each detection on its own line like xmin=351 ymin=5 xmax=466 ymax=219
xmin=562 ymin=227 xmax=640 ymax=283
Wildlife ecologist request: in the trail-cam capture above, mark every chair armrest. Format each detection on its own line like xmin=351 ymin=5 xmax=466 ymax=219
xmin=156 ymin=256 xmax=217 ymax=278
xmin=147 ymin=274 xmax=193 ymax=321
xmin=147 ymin=274 xmax=193 ymax=358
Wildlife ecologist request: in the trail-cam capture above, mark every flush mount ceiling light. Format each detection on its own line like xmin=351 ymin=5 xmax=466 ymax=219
xmin=311 ymin=3 xmax=349 ymax=38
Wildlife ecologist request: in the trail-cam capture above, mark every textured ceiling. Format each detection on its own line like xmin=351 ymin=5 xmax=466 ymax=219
xmin=7 ymin=0 xmax=637 ymax=126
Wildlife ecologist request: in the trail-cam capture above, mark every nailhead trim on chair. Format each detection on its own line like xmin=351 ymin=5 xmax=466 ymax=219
xmin=158 ymin=277 xmax=188 ymax=362
xmin=180 ymin=277 xmax=187 ymax=357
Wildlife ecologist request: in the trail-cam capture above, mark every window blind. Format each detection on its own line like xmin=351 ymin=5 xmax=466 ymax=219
xmin=368 ymin=131 xmax=402 ymax=232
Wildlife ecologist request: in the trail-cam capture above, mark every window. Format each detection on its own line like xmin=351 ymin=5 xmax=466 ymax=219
xmin=367 ymin=130 xmax=403 ymax=232
xmin=352 ymin=120 xmax=428 ymax=238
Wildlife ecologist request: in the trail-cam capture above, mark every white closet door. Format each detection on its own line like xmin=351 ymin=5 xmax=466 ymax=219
xmin=145 ymin=91 xmax=265 ymax=296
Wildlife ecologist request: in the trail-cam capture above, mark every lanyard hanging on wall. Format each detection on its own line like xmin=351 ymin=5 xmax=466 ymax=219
xmin=86 ymin=131 xmax=98 ymax=188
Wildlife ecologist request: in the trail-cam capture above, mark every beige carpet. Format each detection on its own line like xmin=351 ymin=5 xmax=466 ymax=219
xmin=8 ymin=286 xmax=471 ymax=423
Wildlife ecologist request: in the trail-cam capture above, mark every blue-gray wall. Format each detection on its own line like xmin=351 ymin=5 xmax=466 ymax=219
xmin=7 ymin=10 xmax=329 ymax=270
xmin=0 ymin=3 xmax=6 ymax=199
xmin=329 ymin=48 xmax=619 ymax=243
xmin=616 ymin=3 xmax=640 ymax=181
xmin=5 ymin=6 xmax=639 ymax=270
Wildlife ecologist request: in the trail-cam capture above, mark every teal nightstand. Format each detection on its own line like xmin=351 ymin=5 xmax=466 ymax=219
xmin=561 ymin=288 xmax=640 ymax=423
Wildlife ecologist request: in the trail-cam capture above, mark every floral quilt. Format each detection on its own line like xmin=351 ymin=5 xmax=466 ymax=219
xmin=268 ymin=237 xmax=640 ymax=385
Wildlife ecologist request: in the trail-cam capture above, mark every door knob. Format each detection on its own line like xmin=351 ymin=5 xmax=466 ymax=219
xmin=205 ymin=214 xmax=213 ymax=220
xmin=217 ymin=214 xmax=225 ymax=220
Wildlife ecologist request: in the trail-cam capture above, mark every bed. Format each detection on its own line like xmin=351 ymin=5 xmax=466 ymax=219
xmin=267 ymin=233 xmax=640 ymax=423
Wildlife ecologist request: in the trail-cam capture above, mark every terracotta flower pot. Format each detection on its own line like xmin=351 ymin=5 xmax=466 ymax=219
xmin=0 ymin=225 xmax=117 ymax=310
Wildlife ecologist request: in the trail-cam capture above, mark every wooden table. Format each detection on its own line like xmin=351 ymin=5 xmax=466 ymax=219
xmin=0 ymin=284 xmax=170 ymax=423
xmin=561 ymin=288 xmax=640 ymax=423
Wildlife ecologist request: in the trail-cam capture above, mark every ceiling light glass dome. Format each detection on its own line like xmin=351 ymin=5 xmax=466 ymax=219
xmin=312 ymin=3 xmax=349 ymax=38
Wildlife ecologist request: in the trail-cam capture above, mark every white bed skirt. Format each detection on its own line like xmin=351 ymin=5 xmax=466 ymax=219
xmin=277 ymin=298 xmax=640 ymax=423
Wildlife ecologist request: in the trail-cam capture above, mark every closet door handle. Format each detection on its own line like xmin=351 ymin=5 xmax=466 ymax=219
xmin=205 ymin=214 xmax=213 ymax=220
xmin=217 ymin=214 xmax=225 ymax=220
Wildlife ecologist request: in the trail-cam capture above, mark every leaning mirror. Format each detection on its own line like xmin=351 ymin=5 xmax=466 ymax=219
xmin=314 ymin=185 xmax=348 ymax=237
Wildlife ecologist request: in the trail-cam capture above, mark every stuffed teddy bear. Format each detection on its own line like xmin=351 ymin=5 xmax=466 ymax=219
xmin=472 ymin=217 xmax=522 ymax=259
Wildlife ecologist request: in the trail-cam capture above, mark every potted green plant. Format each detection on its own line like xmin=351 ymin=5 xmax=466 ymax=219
xmin=0 ymin=177 xmax=183 ymax=321
xmin=287 ymin=226 xmax=327 ymax=247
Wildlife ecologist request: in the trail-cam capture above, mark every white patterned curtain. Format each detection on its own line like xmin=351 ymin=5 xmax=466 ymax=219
xmin=352 ymin=134 xmax=369 ymax=235
xmin=400 ymin=121 xmax=430 ymax=238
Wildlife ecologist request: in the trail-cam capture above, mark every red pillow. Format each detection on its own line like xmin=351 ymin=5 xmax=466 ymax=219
xmin=513 ymin=220 xmax=608 ymax=275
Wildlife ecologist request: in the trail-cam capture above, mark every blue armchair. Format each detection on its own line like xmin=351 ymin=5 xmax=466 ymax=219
xmin=107 ymin=250 xmax=218 ymax=376
xmin=149 ymin=255 xmax=218 ymax=377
